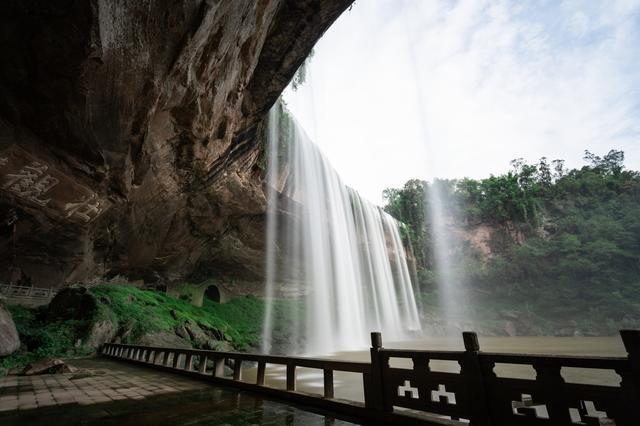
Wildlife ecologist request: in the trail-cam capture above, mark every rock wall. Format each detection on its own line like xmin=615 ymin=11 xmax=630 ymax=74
xmin=0 ymin=0 xmax=352 ymax=289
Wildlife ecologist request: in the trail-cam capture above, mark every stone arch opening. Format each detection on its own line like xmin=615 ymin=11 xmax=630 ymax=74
xmin=204 ymin=285 xmax=221 ymax=303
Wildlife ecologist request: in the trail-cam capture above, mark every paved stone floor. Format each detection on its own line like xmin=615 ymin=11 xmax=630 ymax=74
xmin=0 ymin=358 xmax=359 ymax=425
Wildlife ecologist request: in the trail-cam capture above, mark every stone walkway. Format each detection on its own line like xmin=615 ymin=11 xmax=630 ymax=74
xmin=0 ymin=358 xmax=358 ymax=425
xmin=0 ymin=358 xmax=209 ymax=411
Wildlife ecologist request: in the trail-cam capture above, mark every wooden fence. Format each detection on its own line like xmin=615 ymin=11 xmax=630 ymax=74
xmin=102 ymin=330 xmax=639 ymax=425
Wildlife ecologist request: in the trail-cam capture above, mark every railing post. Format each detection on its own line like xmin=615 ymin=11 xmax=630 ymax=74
xmin=233 ymin=358 xmax=243 ymax=381
xmin=323 ymin=369 xmax=334 ymax=398
xmin=367 ymin=331 xmax=389 ymax=411
xmin=286 ymin=364 xmax=296 ymax=391
xmin=185 ymin=354 xmax=193 ymax=371
xmin=621 ymin=330 xmax=640 ymax=388
xmin=257 ymin=361 xmax=266 ymax=385
xmin=462 ymin=331 xmax=492 ymax=426
xmin=620 ymin=330 xmax=640 ymax=425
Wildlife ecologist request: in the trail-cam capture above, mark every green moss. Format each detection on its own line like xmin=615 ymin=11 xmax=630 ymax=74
xmin=1 ymin=285 xmax=300 ymax=375
xmin=90 ymin=285 xmax=246 ymax=347
xmin=0 ymin=305 xmax=92 ymax=375
xmin=89 ymin=285 xmax=298 ymax=351
xmin=166 ymin=282 xmax=204 ymax=306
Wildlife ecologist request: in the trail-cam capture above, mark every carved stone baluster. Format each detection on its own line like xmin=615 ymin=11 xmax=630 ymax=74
xmin=533 ymin=359 xmax=570 ymax=423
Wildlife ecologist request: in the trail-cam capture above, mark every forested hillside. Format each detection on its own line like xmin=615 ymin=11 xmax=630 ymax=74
xmin=384 ymin=150 xmax=640 ymax=335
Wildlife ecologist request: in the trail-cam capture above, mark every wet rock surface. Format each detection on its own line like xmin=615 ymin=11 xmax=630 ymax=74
xmin=0 ymin=0 xmax=352 ymax=290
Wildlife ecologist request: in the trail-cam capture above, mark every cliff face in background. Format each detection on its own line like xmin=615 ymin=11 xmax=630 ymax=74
xmin=0 ymin=0 xmax=353 ymax=291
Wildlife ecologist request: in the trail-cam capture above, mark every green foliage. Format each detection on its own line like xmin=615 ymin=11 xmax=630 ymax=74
xmin=90 ymin=285 xmax=257 ymax=349
xmin=257 ymin=97 xmax=294 ymax=173
xmin=2 ymin=286 xmax=299 ymax=375
xmin=0 ymin=305 xmax=91 ymax=375
xmin=384 ymin=150 xmax=640 ymax=332
xmin=383 ymin=179 xmax=429 ymax=266
xmin=290 ymin=49 xmax=314 ymax=91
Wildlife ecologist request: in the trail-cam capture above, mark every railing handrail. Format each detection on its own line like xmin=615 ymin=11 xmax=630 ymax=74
xmin=103 ymin=329 xmax=640 ymax=426
xmin=103 ymin=342 xmax=371 ymax=373
xmin=381 ymin=347 xmax=627 ymax=366
xmin=0 ymin=283 xmax=57 ymax=299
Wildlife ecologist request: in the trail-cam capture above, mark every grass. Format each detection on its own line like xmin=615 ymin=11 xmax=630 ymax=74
xmin=1 ymin=285 xmax=300 ymax=375
xmin=90 ymin=285 xmax=271 ymax=349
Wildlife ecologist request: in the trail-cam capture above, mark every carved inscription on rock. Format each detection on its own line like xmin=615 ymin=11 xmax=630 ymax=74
xmin=3 ymin=161 xmax=59 ymax=206
xmin=0 ymin=146 xmax=108 ymax=224
xmin=64 ymin=194 xmax=103 ymax=223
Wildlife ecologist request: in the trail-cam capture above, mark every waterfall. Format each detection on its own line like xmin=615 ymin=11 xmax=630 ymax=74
xmin=262 ymin=103 xmax=421 ymax=355
xmin=426 ymin=181 xmax=467 ymax=333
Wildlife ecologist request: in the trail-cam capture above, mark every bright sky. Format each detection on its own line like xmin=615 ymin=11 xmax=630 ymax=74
xmin=283 ymin=0 xmax=640 ymax=205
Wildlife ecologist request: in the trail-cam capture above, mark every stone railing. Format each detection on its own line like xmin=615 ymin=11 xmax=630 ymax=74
xmin=0 ymin=283 xmax=57 ymax=301
xmin=103 ymin=330 xmax=639 ymax=426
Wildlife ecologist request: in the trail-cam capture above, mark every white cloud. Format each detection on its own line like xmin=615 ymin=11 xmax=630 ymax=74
xmin=284 ymin=0 xmax=640 ymax=204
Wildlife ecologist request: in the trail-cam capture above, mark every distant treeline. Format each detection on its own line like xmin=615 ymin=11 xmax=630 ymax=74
xmin=383 ymin=150 xmax=640 ymax=333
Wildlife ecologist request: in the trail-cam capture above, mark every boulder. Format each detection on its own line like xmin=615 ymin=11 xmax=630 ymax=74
xmin=174 ymin=325 xmax=190 ymax=340
xmin=21 ymin=358 xmax=76 ymax=376
xmin=84 ymin=319 xmax=117 ymax=349
xmin=137 ymin=332 xmax=192 ymax=349
xmin=0 ymin=302 xmax=20 ymax=356
xmin=184 ymin=320 xmax=215 ymax=349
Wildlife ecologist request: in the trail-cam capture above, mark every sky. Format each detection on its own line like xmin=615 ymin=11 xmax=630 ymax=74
xmin=283 ymin=0 xmax=640 ymax=204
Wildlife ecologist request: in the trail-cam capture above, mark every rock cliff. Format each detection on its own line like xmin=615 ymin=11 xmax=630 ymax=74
xmin=0 ymin=0 xmax=352 ymax=290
